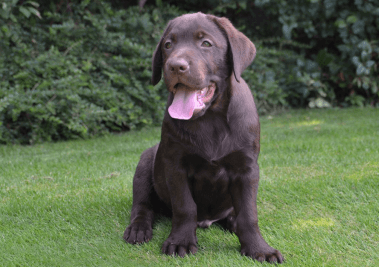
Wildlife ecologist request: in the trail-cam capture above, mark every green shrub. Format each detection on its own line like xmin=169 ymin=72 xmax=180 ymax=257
xmin=243 ymin=40 xmax=333 ymax=114
xmin=0 ymin=1 xmax=182 ymax=144
xmin=268 ymin=0 xmax=379 ymax=107
xmin=1 ymin=0 xmax=378 ymax=144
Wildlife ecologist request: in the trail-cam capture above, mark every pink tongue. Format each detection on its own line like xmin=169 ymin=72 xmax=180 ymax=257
xmin=168 ymin=85 xmax=198 ymax=120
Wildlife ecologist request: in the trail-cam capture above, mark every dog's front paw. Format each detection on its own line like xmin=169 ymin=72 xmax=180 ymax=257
xmin=241 ymin=245 xmax=284 ymax=264
xmin=162 ymin=236 xmax=197 ymax=257
xmin=123 ymin=222 xmax=152 ymax=244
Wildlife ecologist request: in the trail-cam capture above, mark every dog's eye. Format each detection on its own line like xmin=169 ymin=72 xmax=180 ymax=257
xmin=164 ymin=42 xmax=172 ymax=49
xmin=201 ymin=41 xmax=212 ymax=47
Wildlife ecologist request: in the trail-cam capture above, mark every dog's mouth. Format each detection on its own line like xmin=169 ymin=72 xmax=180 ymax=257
xmin=168 ymin=82 xmax=216 ymax=120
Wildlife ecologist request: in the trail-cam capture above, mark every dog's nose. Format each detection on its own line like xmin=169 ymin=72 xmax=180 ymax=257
xmin=168 ymin=58 xmax=189 ymax=74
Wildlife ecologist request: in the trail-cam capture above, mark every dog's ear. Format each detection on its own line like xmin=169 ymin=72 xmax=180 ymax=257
xmin=209 ymin=16 xmax=256 ymax=83
xmin=151 ymin=39 xmax=163 ymax=86
xmin=151 ymin=21 xmax=173 ymax=86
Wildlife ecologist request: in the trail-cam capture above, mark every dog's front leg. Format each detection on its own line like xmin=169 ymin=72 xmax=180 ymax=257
xmin=161 ymin=157 xmax=198 ymax=257
xmin=229 ymin=159 xmax=284 ymax=264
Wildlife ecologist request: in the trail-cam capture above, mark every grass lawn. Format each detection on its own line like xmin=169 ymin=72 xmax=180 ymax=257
xmin=1 ymin=108 xmax=378 ymax=266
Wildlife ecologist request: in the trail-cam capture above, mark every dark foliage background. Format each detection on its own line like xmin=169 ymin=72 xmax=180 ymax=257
xmin=1 ymin=0 xmax=378 ymax=144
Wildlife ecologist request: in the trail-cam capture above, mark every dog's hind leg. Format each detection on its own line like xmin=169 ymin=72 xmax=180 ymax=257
xmin=123 ymin=144 xmax=158 ymax=244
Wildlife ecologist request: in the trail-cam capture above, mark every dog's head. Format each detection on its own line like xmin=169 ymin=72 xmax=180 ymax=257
xmin=152 ymin=12 xmax=256 ymax=120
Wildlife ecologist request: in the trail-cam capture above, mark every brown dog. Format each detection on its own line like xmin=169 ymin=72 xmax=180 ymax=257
xmin=123 ymin=12 xmax=284 ymax=264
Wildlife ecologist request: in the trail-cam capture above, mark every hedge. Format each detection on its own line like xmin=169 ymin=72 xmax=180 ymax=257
xmin=1 ymin=0 xmax=378 ymax=144
xmin=0 ymin=1 xmax=182 ymax=144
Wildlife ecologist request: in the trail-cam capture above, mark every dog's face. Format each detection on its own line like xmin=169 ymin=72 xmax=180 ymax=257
xmin=156 ymin=13 xmax=229 ymax=120
xmin=152 ymin=12 xmax=256 ymax=120
xmin=162 ymin=14 xmax=229 ymax=120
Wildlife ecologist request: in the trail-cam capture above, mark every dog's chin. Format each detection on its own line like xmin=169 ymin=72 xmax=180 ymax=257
xmin=189 ymin=107 xmax=206 ymax=120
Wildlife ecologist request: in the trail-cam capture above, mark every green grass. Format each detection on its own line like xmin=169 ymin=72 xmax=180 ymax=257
xmin=1 ymin=108 xmax=378 ymax=266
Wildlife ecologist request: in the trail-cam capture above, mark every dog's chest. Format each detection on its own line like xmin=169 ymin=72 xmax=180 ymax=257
xmin=185 ymin=121 xmax=234 ymax=162
xmin=200 ymin=133 xmax=232 ymax=162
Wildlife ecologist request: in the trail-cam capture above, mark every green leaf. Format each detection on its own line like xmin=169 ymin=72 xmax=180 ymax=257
xmin=309 ymin=100 xmax=316 ymax=108
xmin=346 ymin=15 xmax=357 ymax=24
xmin=24 ymin=1 xmax=39 ymax=7
xmin=10 ymin=13 xmax=17 ymax=22
xmin=0 ymin=9 xmax=9 ymax=19
xmin=28 ymin=7 xmax=41 ymax=19
xmin=283 ymin=25 xmax=291 ymax=39
xmin=366 ymin=60 xmax=375 ymax=68
xmin=316 ymin=49 xmax=334 ymax=67
xmin=356 ymin=65 xmax=366 ymax=76
xmin=362 ymin=82 xmax=369 ymax=90
xmin=1 ymin=25 xmax=9 ymax=34
xmin=352 ymin=56 xmax=360 ymax=66
xmin=315 ymin=97 xmax=331 ymax=108
xmin=19 ymin=6 xmax=31 ymax=18
xmin=334 ymin=19 xmax=346 ymax=28
xmin=356 ymin=78 xmax=362 ymax=88
xmin=239 ymin=1 xmax=247 ymax=9
xmin=318 ymin=89 xmax=327 ymax=97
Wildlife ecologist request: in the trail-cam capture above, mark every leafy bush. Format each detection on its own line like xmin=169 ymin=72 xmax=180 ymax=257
xmin=268 ymin=0 xmax=379 ymax=107
xmin=1 ymin=0 xmax=378 ymax=144
xmin=0 ymin=1 xmax=182 ymax=144
xmin=243 ymin=40 xmax=332 ymax=114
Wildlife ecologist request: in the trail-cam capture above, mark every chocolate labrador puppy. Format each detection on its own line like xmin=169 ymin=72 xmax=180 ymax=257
xmin=123 ymin=12 xmax=284 ymax=264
